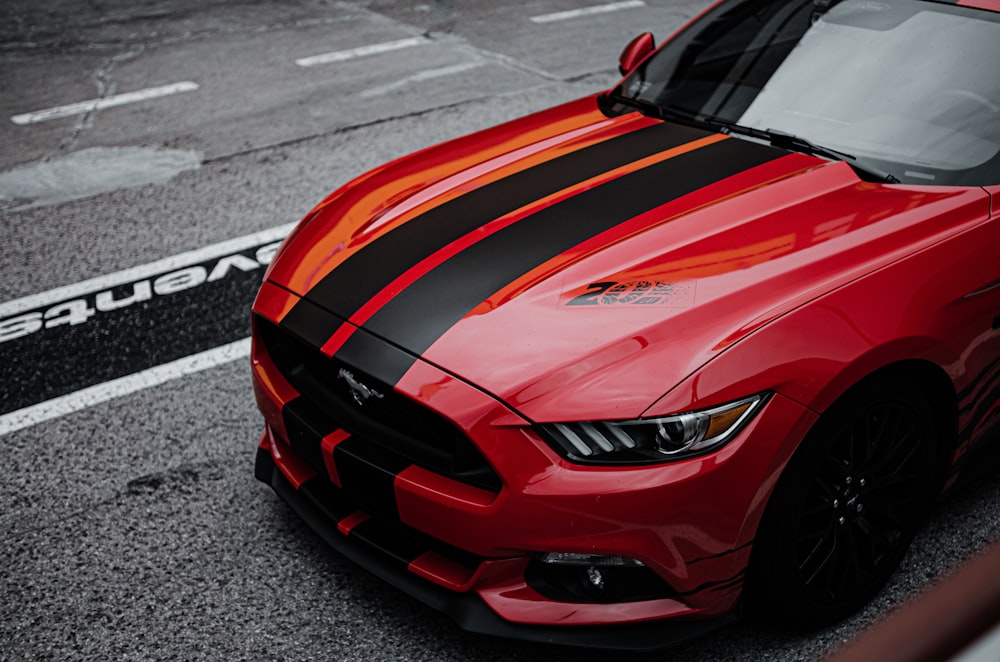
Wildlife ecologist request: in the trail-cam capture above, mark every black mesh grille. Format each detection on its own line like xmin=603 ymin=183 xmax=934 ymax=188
xmin=255 ymin=315 xmax=501 ymax=492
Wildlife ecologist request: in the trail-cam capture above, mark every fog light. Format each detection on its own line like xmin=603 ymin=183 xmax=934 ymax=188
xmin=529 ymin=552 xmax=672 ymax=603
xmin=586 ymin=566 xmax=605 ymax=591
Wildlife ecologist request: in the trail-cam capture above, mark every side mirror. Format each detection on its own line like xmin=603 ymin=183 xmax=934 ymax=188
xmin=618 ymin=32 xmax=655 ymax=76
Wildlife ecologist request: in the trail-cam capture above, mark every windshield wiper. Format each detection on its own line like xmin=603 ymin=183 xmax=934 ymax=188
xmin=605 ymin=94 xmax=900 ymax=184
xmin=720 ymin=124 xmax=900 ymax=183
xmin=604 ymin=92 xmax=665 ymax=119
xmin=604 ymin=92 xmax=722 ymax=133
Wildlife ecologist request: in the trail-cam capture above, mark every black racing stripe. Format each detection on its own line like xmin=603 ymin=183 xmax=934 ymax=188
xmin=283 ymin=396 xmax=338 ymax=473
xmin=348 ymin=519 xmax=427 ymax=566
xmin=334 ymin=326 xmax=422 ymax=388
xmin=279 ymin=296 xmax=347 ymax=349
xmin=334 ymin=436 xmax=410 ymax=521
xmin=299 ymin=474 xmax=362 ymax=523
xmin=302 ymin=122 xmax=712 ymax=318
xmin=350 ymin=137 xmax=784 ymax=383
xmin=347 ymin=514 xmax=485 ymax=571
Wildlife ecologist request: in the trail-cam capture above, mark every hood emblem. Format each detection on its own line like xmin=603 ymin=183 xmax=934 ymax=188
xmin=338 ymin=368 xmax=384 ymax=406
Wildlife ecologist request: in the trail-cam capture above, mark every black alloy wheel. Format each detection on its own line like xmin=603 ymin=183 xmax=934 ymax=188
xmin=746 ymin=375 xmax=941 ymax=626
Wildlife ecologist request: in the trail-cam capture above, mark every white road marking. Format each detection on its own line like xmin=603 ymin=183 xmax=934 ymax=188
xmin=360 ymin=60 xmax=486 ymax=98
xmin=0 ymin=338 xmax=251 ymax=436
xmin=529 ymin=0 xmax=645 ymax=24
xmin=10 ymin=81 xmax=200 ymax=125
xmin=0 ymin=223 xmax=298 ymax=434
xmin=0 ymin=223 xmax=296 ymax=319
xmin=295 ymin=36 xmax=431 ymax=67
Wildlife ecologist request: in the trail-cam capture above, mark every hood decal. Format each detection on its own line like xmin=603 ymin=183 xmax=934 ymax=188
xmin=564 ymin=280 xmax=697 ymax=308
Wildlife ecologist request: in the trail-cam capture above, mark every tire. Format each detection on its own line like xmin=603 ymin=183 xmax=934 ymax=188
xmin=745 ymin=375 xmax=940 ymax=627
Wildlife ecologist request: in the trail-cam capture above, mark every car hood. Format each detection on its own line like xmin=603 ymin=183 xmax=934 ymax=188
xmin=266 ymin=97 xmax=982 ymax=422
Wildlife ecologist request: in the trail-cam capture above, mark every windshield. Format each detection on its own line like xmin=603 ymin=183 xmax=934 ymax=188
xmin=611 ymin=0 xmax=1000 ymax=186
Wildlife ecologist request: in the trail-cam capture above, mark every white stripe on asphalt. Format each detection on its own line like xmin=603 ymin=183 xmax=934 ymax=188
xmin=295 ymin=36 xmax=431 ymax=67
xmin=529 ymin=0 xmax=645 ymax=24
xmin=10 ymin=81 xmax=200 ymax=125
xmin=0 ymin=223 xmax=296 ymax=319
xmin=360 ymin=60 xmax=486 ymax=98
xmin=0 ymin=338 xmax=251 ymax=436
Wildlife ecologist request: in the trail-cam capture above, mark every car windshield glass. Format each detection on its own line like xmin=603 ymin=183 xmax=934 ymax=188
xmin=616 ymin=0 xmax=1000 ymax=186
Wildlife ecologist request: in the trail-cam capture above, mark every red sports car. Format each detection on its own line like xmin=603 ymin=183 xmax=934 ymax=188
xmin=251 ymin=0 xmax=1000 ymax=649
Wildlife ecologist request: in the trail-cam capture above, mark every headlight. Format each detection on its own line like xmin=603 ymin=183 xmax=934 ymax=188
xmin=537 ymin=393 xmax=769 ymax=464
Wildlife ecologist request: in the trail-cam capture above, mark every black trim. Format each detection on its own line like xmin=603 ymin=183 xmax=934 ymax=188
xmin=300 ymin=122 xmax=713 ymax=320
xmin=257 ymin=450 xmax=738 ymax=651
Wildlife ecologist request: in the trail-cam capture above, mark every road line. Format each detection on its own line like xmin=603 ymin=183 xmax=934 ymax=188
xmin=0 ymin=223 xmax=296 ymax=319
xmin=10 ymin=81 xmax=200 ymax=125
xmin=295 ymin=36 xmax=430 ymax=67
xmin=360 ymin=60 xmax=486 ymax=98
xmin=0 ymin=338 xmax=251 ymax=436
xmin=529 ymin=0 xmax=645 ymax=24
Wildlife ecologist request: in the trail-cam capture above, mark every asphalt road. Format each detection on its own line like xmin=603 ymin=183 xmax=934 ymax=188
xmin=2 ymin=1 xmax=999 ymax=660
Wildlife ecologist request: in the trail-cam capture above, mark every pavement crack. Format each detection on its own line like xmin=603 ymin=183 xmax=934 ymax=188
xmin=435 ymin=32 xmax=561 ymax=82
xmin=54 ymin=43 xmax=146 ymax=157
xmin=201 ymin=99 xmax=477 ymax=165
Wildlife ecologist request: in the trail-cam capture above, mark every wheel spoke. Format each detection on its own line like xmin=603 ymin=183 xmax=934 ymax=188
xmin=864 ymin=421 xmax=919 ymax=478
xmin=852 ymin=517 xmax=878 ymax=573
xmin=835 ymin=525 xmax=863 ymax=598
xmin=799 ymin=518 xmax=839 ymax=586
xmin=801 ymin=499 xmax=833 ymax=520
xmin=865 ymin=467 xmax=925 ymax=505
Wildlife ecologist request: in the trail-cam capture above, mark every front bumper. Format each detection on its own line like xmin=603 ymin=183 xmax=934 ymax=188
xmin=255 ymin=443 xmax=737 ymax=651
xmin=250 ymin=283 xmax=817 ymax=648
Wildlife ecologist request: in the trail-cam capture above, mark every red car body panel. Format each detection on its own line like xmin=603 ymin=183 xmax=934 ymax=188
xmin=252 ymin=0 xmax=1000 ymax=648
xmin=959 ymin=1 xmax=1000 ymax=11
xmin=264 ymin=99 xmax=994 ymax=422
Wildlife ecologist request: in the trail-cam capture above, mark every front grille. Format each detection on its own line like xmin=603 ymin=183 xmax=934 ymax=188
xmin=256 ymin=447 xmax=485 ymax=586
xmin=255 ymin=315 xmax=501 ymax=492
